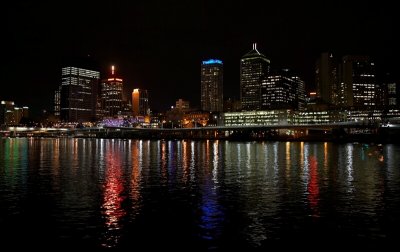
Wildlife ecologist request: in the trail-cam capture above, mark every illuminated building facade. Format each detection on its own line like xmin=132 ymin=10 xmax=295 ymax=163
xmin=132 ymin=89 xmax=149 ymax=116
xmin=59 ymin=66 xmax=100 ymax=122
xmin=101 ymin=66 xmax=123 ymax=117
xmin=183 ymin=111 xmax=210 ymax=127
xmin=240 ymin=43 xmax=270 ymax=111
xmin=224 ymin=110 xmax=345 ymax=126
xmin=201 ymin=59 xmax=223 ymax=112
xmin=293 ymin=111 xmax=345 ymax=124
xmin=224 ymin=110 xmax=291 ymax=126
xmin=261 ymin=69 xmax=305 ymax=110
xmin=342 ymin=55 xmax=376 ymax=108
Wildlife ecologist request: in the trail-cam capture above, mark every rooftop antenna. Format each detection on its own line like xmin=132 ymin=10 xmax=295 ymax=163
xmin=111 ymin=65 xmax=115 ymax=75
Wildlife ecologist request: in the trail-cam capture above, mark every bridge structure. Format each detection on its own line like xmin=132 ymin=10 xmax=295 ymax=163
xmin=2 ymin=122 xmax=399 ymax=142
xmin=73 ymin=122 xmax=399 ymax=142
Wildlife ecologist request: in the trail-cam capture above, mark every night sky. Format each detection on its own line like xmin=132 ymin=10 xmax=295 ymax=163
xmin=2 ymin=0 xmax=399 ymax=116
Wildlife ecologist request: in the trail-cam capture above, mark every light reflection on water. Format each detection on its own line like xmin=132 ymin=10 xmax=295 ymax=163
xmin=1 ymin=138 xmax=400 ymax=249
xmin=101 ymin=143 xmax=126 ymax=248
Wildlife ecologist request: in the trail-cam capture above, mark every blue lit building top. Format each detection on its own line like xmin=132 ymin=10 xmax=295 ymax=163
xmin=202 ymin=59 xmax=223 ymax=65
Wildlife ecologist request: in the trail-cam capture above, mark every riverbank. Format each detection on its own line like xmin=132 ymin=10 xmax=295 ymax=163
xmin=2 ymin=125 xmax=400 ymax=143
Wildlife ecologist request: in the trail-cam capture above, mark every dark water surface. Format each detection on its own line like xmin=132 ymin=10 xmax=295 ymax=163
xmin=1 ymin=138 xmax=399 ymax=249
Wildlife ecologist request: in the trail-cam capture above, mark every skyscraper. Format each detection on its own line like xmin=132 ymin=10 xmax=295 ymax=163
xmin=59 ymin=66 xmax=100 ymax=122
xmin=240 ymin=43 xmax=270 ymax=111
xmin=132 ymin=89 xmax=149 ymax=116
xmin=315 ymin=52 xmax=337 ymax=104
xmin=101 ymin=65 xmax=123 ymax=117
xmin=261 ymin=69 xmax=305 ymax=110
xmin=341 ymin=55 xmax=376 ymax=108
xmin=201 ymin=59 xmax=223 ymax=112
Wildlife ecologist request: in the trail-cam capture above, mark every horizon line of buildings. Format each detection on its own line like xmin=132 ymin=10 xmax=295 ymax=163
xmin=2 ymin=43 xmax=400 ymax=127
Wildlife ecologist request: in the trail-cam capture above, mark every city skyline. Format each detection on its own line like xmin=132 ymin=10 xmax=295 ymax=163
xmin=3 ymin=1 xmax=399 ymax=116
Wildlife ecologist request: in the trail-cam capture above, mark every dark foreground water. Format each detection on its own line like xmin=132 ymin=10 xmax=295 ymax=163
xmin=0 ymin=138 xmax=399 ymax=249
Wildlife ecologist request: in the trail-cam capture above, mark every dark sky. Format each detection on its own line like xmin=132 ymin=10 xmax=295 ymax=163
xmin=2 ymin=0 xmax=399 ymax=115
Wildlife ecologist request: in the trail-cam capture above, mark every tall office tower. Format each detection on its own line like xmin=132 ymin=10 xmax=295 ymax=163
xmin=240 ymin=43 xmax=270 ymax=111
xmin=341 ymin=55 xmax=376 ymax=108
xmin=315 ymin=52 xmax=338 ymax=104
xmin=293 ymin=75 xmax=306 ymax=110
xmin=201 ymin=59 xmax=223 ymax=112
xmin=261 ymin=69 xmax=305 ymax=110
xmin=59 ymin=66 xmax=100 ymax=122
xmin=132 ymin=89 xmax=149 ymax=116
xmin=101 ymin=65 xmax=123 ymax=117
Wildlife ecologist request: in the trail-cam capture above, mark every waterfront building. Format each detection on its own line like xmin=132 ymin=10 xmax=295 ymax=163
xmin=224 ymin=110 xmax=291 ymax=126
xmin=59 ymin=66 xmax=100 ymax=122
xmin=293 ymin=111 xmax=345 ymax=124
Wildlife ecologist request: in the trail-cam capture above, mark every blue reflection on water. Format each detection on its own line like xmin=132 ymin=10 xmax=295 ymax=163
xmin=197 ymin=141 xmax=224 ymax=246
xmin=1 ymin=139 xmax=400 ymax=249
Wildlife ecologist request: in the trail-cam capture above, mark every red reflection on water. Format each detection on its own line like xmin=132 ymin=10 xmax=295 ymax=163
xmin=131 ymin=142 xmax=141 ymax=204
xmin=102 ymin=151 xmax=126 ymax=247
xmin=308 ymin=156 xmax=320 ymax=218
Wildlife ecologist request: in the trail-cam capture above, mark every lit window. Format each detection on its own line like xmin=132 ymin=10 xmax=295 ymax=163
xmin=388 ymin=83 xmax=396 ymax=94
xmin=389 ymin=98 xmax=397 ymax=106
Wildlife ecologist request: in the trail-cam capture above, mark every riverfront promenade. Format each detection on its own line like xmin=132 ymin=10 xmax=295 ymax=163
xmin=2 ymin=122 xmax=400 ymax=143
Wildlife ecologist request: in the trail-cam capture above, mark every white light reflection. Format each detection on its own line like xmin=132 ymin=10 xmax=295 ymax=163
xmin=273 ymin=142 xmax=278 ymax=175
xmin=302 ymin=143 xmax=310 ymax=186
xmin=346 ymin=144 xmax=354 ymax=193
xmin=246 ymin=143 xmax=251 ymax=175
xmin=130 ymin=140 xmax=142 ymax=222
xmin=190 ymin=141 xmax=195 ymax=182
xmin=212 ymin=141 xmax=219 ymax=186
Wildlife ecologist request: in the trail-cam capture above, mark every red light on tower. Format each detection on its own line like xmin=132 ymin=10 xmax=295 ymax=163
xmin=111 ymin=65 xmax=115 ymax=75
